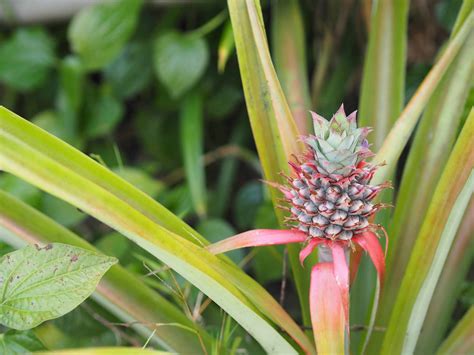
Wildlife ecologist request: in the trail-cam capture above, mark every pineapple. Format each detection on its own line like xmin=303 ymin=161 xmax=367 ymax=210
xmin=208 ymin=104 xmax=389 ymax=354
xmin=279 ymin=105 xmax=389 ymax=241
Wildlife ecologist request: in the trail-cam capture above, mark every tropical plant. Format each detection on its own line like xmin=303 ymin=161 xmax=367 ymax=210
xmin=0 ymin=0 xmax=472 ymax=354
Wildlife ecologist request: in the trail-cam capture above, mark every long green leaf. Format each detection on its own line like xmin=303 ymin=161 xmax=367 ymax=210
xmin=415 ymin=198 xmax=474 ymax=353
xmin=227 ymin=0 xmax=313 ymax=328
xmin=436 ymin=307 xmax=474 ymax=355
xmin=370 ymin=25 xmax=474 ymax=354
xmin=0 ymin=107 xmax=312 ymax=354
xmin=180 ymin=93 xmax=207 ymax=217
xmin=272 ymin=0 xmax=311 ymax=135
xmin=0 ymin=190 xmax=210 ymax=353
xmin=452 ymin=0 xmax=474 ymax=36
xmin=380 ymin=109 xmax=474 ymax=354
xmin=358 ymin=0 xmax=408 ymax=148
xmin=371 ymin=11 xmax=474 ymax=186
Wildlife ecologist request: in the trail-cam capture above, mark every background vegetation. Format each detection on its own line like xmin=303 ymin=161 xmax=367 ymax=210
xmin=0 ymin=0 xmax=472 ymax=353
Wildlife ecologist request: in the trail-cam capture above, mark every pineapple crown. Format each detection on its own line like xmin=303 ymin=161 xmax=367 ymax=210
xmin=306 ymin=105 xmax=372 ymax=177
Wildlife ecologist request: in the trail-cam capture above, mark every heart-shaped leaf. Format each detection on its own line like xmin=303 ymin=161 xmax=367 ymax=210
xmin=68 ymin=0 xmax=143 ymax=70
xmin=0 ymin=28 xmax=55 ymax=91
xmin=0 ymin=243 xmax=116 ymax=330
xmin=153 ymin=32 xmax=209 ymax=98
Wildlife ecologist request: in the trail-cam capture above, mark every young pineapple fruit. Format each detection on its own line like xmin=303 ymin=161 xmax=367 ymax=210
xmin=281 ymin=105 xmax=389 ymax=241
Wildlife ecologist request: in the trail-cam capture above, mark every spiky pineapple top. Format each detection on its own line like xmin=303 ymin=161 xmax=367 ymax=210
xmin=281 ymin=105 xmax=388 ymax=241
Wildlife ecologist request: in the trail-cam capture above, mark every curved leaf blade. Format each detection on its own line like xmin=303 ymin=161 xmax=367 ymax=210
xmin=0 ymin=107 xmax=302 ymax=354
xmin=272 ymin=0 xmax=311 ymax=134
xmin=416 ymin=198 xmax=474 ymax=353
xmin=228 ymin=0 xmax=312 ymax=327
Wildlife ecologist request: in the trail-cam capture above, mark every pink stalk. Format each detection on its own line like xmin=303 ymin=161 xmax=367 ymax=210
xmin=329 ymin=242 xmax=350 ymax=326
xmin=310 ymin=262 xmax=346 ymax=354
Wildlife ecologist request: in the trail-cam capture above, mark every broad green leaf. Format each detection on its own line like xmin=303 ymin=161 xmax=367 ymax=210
xmin=0 ymin=243 xmax=116 ymax=330
xmin=68 ymin=0 xmax=143 ymax=70
xmin=436 ymin=307 xmax=474 ymax=355
xmin=228 ymin=0 xmax=311 ymax=326
xmin=0 ymin=330 xmax=45 ymax=354
xmin=0 ymin=28 xmax=55 ymax=91
xmin=180 ymin=93 xmax=207 ymax=217
xmin=104 ymin=41 xmax=153 ymax=99
xmin=84 ymin=89 xmax=124 ymax=139
xmin=0 ymin=190 xmax=210 ymax=353
xmin=371 ymin=11 xmax=474 ymax=186
xmin=0 ymin=107 xmax=310 ymax=354
xmin=380 ymin=110 xmax=474 ymax=354
xmin=153 ymin=32 xmax=209 ymax=98
xmin=35 ymin=348 xmax=170 ymax=355
xmin=416 ymin=198 xmax=474 ymax=354
xmin=272 ymin=0 xmax=311 ymax=135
